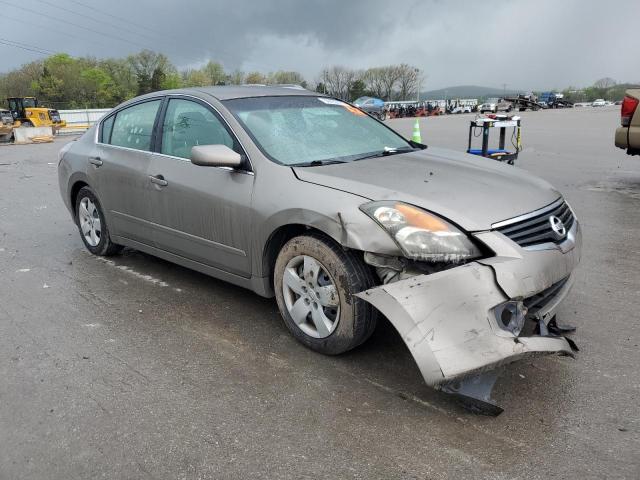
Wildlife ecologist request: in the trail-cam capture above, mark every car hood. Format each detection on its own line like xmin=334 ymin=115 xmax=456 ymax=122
xmin=292 ymin=147 xmax=561 ymax=231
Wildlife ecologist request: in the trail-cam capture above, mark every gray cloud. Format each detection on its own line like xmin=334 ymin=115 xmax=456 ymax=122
xmin=1 ymin=0 xmax=638 ymax=90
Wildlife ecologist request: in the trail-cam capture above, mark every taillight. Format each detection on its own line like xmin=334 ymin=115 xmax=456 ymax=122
xmin=621 ymin=96 xmax=639 ymax=127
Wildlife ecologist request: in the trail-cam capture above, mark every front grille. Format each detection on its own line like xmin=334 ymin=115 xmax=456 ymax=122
xmin=523 ymin=276 xmax=569 ymax=315
xmin=494 ymin=199 xmax=574 ymax=248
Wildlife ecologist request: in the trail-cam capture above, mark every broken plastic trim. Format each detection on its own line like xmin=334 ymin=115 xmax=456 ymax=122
xmin=440 ymin=370 xmax=503 ymax=416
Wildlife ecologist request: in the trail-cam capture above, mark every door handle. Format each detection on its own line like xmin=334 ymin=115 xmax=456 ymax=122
xmin=149 ymin=174 xmax=168 ymax=187
xmin=88 ymin=156 xmax=103 ymax=167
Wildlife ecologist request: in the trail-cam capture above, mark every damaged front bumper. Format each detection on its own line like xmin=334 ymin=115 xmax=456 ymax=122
xmin=356 ymin=222 xmax=582 ymax=415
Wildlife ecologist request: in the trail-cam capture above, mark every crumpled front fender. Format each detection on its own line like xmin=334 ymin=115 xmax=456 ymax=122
xmin=356 ymin=262 xmax=573 ymax=387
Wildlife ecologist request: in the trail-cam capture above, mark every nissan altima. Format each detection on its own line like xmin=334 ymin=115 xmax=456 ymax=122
xmin=58 ymin=86 xmax=581 ymax=414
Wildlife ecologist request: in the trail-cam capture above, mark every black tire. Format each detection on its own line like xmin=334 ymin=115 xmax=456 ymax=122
xmin=274 ymin=233 xmax=378 ymax=355
xmin=74 ymin=187 xmax=122 ymax=256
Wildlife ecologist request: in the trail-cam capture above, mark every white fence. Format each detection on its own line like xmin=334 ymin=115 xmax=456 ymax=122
xmin=59 ymin=108 xmax=111 ymax=129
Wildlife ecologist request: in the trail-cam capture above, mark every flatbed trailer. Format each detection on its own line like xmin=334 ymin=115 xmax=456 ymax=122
xmin=504 ymin=95 xmax=540 ymax=112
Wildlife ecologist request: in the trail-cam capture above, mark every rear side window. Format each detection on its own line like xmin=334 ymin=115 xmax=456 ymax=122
xmin=109 ymin=100 xmax=161 ymax=151
xmin=160 ymin=99 xmax=235 ymax=159
xmin=100 ymin=115 xmax=114 ymax=143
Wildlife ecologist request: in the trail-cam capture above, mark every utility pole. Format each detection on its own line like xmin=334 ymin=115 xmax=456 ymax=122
xmin=502 ymin=83 xmax=507 ymax=97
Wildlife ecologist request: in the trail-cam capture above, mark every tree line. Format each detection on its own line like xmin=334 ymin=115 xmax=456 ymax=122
xmin=316 ymin=64 xmax=423 ymax=102
xmin=1 ymin=49 xmax=633 ymax=110
xmin=559 ymin=78 xmax=637 ymax=103
xmin=0 ymin=49 xmax=423 ymax=109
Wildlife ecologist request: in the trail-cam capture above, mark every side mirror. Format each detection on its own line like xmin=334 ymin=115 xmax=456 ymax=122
xmin=190 ymin=144 xmax=242 ymax=168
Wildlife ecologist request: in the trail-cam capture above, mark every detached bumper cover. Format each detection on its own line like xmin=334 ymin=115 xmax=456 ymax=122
xmin=355 ymin=221 xmax=582 ymax=389
xmin=356 ymin=264 xmax=573 ymax=387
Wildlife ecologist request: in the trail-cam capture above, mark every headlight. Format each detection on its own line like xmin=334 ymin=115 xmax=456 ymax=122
xmin=360 ymin=201 xmax=482 ymax=262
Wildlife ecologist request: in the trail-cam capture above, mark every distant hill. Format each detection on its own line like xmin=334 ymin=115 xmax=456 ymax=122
xmin=420 ymin=85 xmax=521 ymax=100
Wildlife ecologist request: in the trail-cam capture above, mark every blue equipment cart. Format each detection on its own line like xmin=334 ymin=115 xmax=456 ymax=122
xmin=467 ymin=115 xmax=522 ymax=165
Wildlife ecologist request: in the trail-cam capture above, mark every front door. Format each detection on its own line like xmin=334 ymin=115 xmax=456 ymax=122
xmin=93 ymin=98 xmax=162 ymax=245
xmin=148 ymin=97 xmax=254 ymax=277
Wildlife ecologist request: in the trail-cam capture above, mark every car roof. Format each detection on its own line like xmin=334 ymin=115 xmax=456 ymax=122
xmin=186 ymin=85 xmax=320 ymax=101
xmin=113 ymin=85 xmax=325 ymax=111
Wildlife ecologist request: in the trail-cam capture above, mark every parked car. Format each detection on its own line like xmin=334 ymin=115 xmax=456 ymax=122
xmin=450 ymin=105 xmax=472 ymax=114
xmin=0 ymin=109 xmax=15 ymax=142
xmin=478 ymin=99 xmax=498 ymax=113
xmin=353 ymin=96 xmax=386 ymax=120
xmin=592 ymin=99 xmax=606 ymax=107
xmin=58 ymin=86 xmax=582 ymax=414
xmin=479 ymin=98 xmax=512 ymax=114
xmin=614 ymin=89 xmax=640 ymax=156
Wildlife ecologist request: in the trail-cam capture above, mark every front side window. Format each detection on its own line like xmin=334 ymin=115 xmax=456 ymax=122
xmin=109 ymin=100 xmax=161 ymax=151
xmin=224 ymin=96 xmax=412 ymax=166
xmin=161 ymin=99 xmax=235 ymax=159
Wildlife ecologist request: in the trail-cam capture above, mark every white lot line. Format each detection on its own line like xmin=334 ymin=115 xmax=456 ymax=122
xmin=94 ymin=256 xmax=170 ymax=288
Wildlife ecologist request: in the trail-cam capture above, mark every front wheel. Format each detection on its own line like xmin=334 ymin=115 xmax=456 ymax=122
xmin=274 ymin=234 xmax=378 ymax=355
xmin=75 ymin=187 xmax=122 ymax=256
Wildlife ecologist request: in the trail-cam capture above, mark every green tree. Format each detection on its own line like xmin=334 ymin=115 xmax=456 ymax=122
xmin=79 ymin=67 xmax=116 ymax=108
xmin=245 ymin=71 xmax=266 ymax=84
xmin=182 ymin=69 xmax=209 ymax=87
xmin=267 ymin=70 xmax=306 ymax=86
xmin=226 ymin=69 xmax=245 ymax=85
xmin=128 ymin=50 xmax=173 ymax=95
xmin=203 ymin=61 xmax=226 ymax=85
xmin=348 ymin=79 xmax=368 ymax=101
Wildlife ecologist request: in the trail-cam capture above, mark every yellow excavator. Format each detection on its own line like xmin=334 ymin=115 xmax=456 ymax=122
xmin=7 ymin=97 xmax=66 ymax=132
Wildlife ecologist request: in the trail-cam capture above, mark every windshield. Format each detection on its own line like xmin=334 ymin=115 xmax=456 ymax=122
xmin=23 ymin=98 xmax=37 ymax=108
xmin=224 ymin=96 xmax=412 ymax=166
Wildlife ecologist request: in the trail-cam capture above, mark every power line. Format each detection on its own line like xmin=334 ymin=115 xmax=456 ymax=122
xmin=67 ymin=0 xmax=181 ymax=42
xmin=33 ymin=0 xmax=168 ymax=46
xmin=1 ymin=2 xmax=303 ymax=76
xmin=0 ymin=0 xmax=156 ymax=51
xmin=61 ymin=0 xmax=288 ymax=73
xmin=2 ymin=12 xmax=117 ymax=52
xmin=0 ymin=37 xmax=54 ymax=56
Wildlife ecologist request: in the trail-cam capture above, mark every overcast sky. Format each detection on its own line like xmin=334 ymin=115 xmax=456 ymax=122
xmin=1 ymin=0 xmax=638 ymax=90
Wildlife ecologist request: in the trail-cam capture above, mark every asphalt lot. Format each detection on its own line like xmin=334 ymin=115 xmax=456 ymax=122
xmin=1 ymin=106 xmax=638 ymax=479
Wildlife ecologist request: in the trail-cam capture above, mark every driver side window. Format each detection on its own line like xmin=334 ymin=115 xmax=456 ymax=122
xmin=161 ymin=99 xmax=236 ymax=159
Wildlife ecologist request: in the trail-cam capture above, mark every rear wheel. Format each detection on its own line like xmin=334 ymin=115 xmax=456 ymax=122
xmin=274 ymin=234 xmax=378 ymax=355
xmin=75 ymin=187 xmax=122 ymax=256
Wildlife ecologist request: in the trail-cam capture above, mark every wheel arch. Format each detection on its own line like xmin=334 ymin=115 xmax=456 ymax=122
xmin=70 ymin=179 xmax=90 ymax=221
xmin=262 ymin=223 xmax=339 ymax=291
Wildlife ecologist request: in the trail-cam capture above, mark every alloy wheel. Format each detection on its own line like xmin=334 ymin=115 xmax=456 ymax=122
xmin=78 ymin=197 xmax=101 ymax=247
xmin=282 ymin=255 xmax=340 ymax=338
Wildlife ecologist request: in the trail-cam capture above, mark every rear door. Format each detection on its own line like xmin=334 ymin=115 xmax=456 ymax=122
xmin=93 ymin=98 xmax=162 ymax=245
xmin=147 ymin=97 xmax=254 ymax=277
